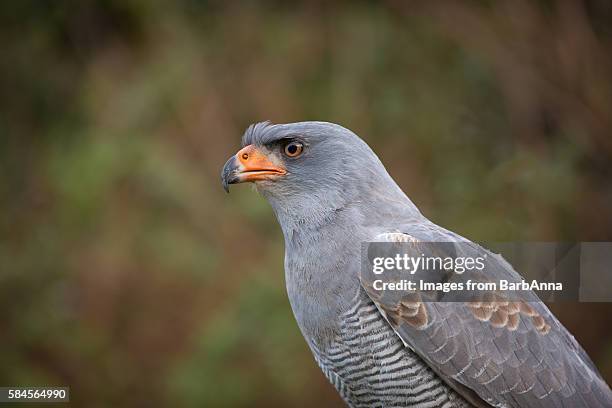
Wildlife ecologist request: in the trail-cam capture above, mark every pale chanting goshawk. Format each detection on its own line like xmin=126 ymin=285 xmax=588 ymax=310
xmin=221 ymin=121 xmax=612 ymax=408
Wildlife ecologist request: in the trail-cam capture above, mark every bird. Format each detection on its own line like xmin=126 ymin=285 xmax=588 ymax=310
xmin=221 ymin=121 xmax=612 ymax=407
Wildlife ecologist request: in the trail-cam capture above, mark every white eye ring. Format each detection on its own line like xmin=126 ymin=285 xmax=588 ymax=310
xmin=284 ymin=142 xmax=303 ymax=157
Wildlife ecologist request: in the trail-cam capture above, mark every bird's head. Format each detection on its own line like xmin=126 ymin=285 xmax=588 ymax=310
xmin=221 ymin=121 xmax=417 ymax=233
xmin=222 ymin=121 xmax=380 ymax=191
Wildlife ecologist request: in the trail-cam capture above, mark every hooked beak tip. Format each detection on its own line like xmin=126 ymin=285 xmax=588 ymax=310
xmin=221 ymin=155 xmax=239 ymax=193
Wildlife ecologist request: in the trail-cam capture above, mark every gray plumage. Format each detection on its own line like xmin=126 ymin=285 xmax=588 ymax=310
xmin=222 ymin=121 xmax=612 ymax=407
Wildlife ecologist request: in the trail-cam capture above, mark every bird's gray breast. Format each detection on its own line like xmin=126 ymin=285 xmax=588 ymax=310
xmin=281 ymin=207 xmax=471 ymax=407
xmin=283 ymin=225 xmax=363 ymax=343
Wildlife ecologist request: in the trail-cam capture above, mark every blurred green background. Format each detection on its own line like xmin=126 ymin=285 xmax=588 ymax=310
xmin=1 ymin=0 xmax=612 ymax=406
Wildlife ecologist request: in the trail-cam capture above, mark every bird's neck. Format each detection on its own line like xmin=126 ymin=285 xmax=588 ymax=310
xmin=267 ymin=191 xmax=348 ymax=242
xmin=262 ymin=179 xmax=423 ymax=343
xmin=264 ymin=178 xmax=421 ymax=242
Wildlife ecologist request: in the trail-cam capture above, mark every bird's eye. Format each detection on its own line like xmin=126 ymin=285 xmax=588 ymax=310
xmin=283 ymin=141 xmax=304 ymax=157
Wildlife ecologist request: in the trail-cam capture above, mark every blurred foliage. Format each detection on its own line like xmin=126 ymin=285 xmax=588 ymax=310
xmin=1 ymin=0 xmax=611 ymax=406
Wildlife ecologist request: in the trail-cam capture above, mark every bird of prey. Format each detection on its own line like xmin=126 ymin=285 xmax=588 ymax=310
xmin=221 ymin=121 xmax=612 ymax=408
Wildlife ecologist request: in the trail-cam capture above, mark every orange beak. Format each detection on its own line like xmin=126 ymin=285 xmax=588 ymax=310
xmin=221 ymin=145 xmax=287 ymax=192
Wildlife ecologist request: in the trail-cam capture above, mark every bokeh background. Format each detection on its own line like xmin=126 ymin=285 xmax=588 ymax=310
xmin=2 ymin=1 xmax=612 ymax=406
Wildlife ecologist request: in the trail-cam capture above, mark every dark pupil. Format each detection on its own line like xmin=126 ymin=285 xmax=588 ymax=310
xmin=287 ymin=144 xmax=298 ymax=154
